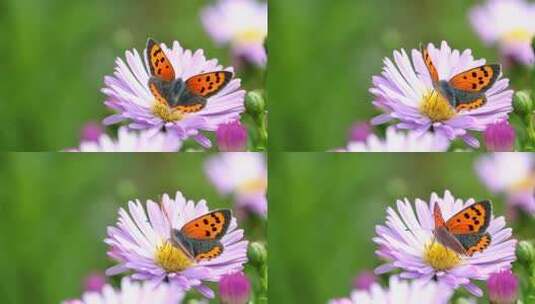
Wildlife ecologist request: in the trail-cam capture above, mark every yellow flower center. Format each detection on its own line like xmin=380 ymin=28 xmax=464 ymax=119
xmin=420 ymin=90 xmax=456 ymax=122
xmin=154 ymin=241 xmax=194 ymax=273
xmin=238 ymin=178 xmax=267 ymax=194
xmin=423 ymin=241 xmax=462 ymax=271
xmin=510 ymin=174 xmax=535 ymax=192
xmin=152 ymin=102 xmax=184 ymax=122
xmin=234 ymin=29 xmax=266 ymax=45
xmin=502 ymin=28 xmax=534 ymax=44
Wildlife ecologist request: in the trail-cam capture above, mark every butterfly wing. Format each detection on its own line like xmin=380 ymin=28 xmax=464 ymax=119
xmin=454 ymin=95 xmax=487 ymax=112
xmin=180 ymin=209 xmax=232 ymax=241
xmin=444 ymin=200 xmax=492 ymax=235
xmin=147 ymin=38 xmax=175 ymax=82
xmin=148 ymin=77 xmax=171 ymax=105
xmin=421 ymin=44 xmax=439 ymax=83
xmin=457 ymin=232 xmax=492 ymax=256
xmin=433 ymin=203 xmax=447 ymax=229
xmin=185 ymin=71 xmax=233 ymax=98
xmin=448 ymin=65 xmax=500 ymax=93
xmin=191 ymin=240 xmax=224 ymax=261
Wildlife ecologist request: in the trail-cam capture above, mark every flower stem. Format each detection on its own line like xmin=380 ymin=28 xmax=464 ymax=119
xmin=525 ymin=113 xmax=535 ymax=150
xmin=256 ymin=263 xmax=268 ymax=304
xmin=255 ymin=112 xmax=268 ymax=150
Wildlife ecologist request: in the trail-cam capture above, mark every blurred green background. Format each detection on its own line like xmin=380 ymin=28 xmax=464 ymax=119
xmin=0 ymin=153 xmax=266 ymax=303
xmin=269 ymin=0 xmax=528 ymax=151
xmin=269 ymin=152 xmax=534 ymax=303
xmin=0 ymin=0 xmax=263 ymax=151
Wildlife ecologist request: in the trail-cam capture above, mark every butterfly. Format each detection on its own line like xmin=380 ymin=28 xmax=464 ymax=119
xmin=432 ymin=200 xmax=492 ymax=256
xmin=146 ymin=38 xmax=233 ymax=113
xmin=421 ymin=43 xmax=501 ymax=112
xmin=170 ymin=209 xmax=232 ymax=262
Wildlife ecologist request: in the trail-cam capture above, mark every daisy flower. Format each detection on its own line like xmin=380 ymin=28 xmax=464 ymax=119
xmin=475 ymin=153 xmax=535 ymax=215
xmin=370 ymin=41 xmax=513 ymax=148
xmin=205 ymin=153 xmax=267 ymax=217
xmin=329 ymin=276 xmax=452 ymax=304
xmin=343 ymin=127 xmax=450 ymax=152
xmin=69 ymin=127 xmax=181 ymax=152
xmin=62 ymin=278 xmax=183 ymax=304
xmin=105 ymin=191 xmax=249 ymax=298
xmin=470 ymin=0 xmax=535 ymax=66
xmin=102 ymin=40 xmax=245 ymax=148
xmin=374 ymin=190 xmax=517 ymax=296
xmin=202 ymin=0 xmax=267 ymax=67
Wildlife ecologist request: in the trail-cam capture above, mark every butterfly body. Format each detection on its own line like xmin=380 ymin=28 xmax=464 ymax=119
xmin=421 ymin=44 xmax=500 ymax=112
xmin=149 ymin=77 xmax=207 ymax=110
xmin=170 ymin=209 xmax=232 ymax=262
xmin=146 ymin=38 xmax=233 ymax=113
xmin=434 ymin=80 xmax=487 ymax=109
xmin=432 ymin=201 xmax=492 ymax=256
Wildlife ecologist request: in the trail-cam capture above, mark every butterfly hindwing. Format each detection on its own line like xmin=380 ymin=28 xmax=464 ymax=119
xmin=186 ymin=71 xmax=233 ymax=98
xmin=449 ymin=64 xmax=500 ymax=93
xmin=454 ymin=95 xmax=487 ymax=112
xmin=421 ymin=44 xmax=439 ymax=83
xmin=180 ymin=209 xmax=231 ymax=241
xmin=192 ymin=240 xmax=224 ymax=261
xmin=147 ymin=38 xmax=175 ymax=82
xmin=171 ymin=230 xmax=225 ymax=261
xmin=457 ymin=232 xmax=492 ymax=256
xmin=445 ymin=201 xmax=492 ymax=235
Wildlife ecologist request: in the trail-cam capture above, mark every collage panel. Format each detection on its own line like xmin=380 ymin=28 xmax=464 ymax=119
xmin=270 ymin=0 xmax=535 ymax=152
xmin=0 ymin=0 xmax=266 ymax=152
xmin=270 ymin=152 xmax=535 ymax=303
xmin=0 ymin=153 xmax=266 ymax=303
xmin=3 ymin=0 xmax=535 ymax=303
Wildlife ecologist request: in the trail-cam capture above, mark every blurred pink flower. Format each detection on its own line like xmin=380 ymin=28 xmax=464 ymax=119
xmin=202 ymin=0 xmax=267 ymax=67
xmin=470 ymin=0 xmax=535 ymax=66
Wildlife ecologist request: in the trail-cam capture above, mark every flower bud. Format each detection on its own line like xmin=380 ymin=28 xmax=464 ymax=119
xmin=80 ymin=122 xmax=104 ymax=142
xmin=245 ymin=90 xmax=265 ymax=116
xmin=483 ymin=120 xmax=516 ymax=151
xmin=517 ymin=240 xmax=535 ymax=265
xmin=513 ymin=90 xmax=533 ymax=116
xmin=216 ymin=120 xmax=248 ymax=151
xmin=348 ymin=122 xmax=372 ymax=143
xmin=83 ymin=271 xmax=106 ymax=292
xmin=487 ymin=270 xmax=519 ymax=304
xmin=248 ymin=241 xmax=267 ymax=267
xmin=352 ymin=270 xmax=377 ymax=291
xmin=219 ymin=272 xmax=251 ymax=304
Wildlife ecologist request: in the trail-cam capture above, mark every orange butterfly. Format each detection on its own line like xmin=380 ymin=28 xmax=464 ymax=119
xmin=171 ymin=209 xmax=231 ymax=261
xmin=433 ymin=200 xmax=492 ymax=256
xmin=146 ymin=38 xmax=233 ymax=113
xmin=421 ymin=44 xmax=501 ymax=112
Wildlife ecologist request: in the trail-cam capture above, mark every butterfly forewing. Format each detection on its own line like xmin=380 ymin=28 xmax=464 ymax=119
xmin=186 ymin=71 xmax=233 ymax=98
xmin=433 ymin=203 xmax=446 ymax=228
xmin=148 ymin=78 xmax=170 ymax=105
xmin=147 ymin=38 xmax=176 ymax=82
xmin=180 ymin=209 xmax=231 ymax=241
xmin=448 ymin=65 xmax=500 ymax=93
xmin=445 ymin=201 xmax=492 ymax=235
xmin=421 ymin=44 xmax=439 ymax=83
